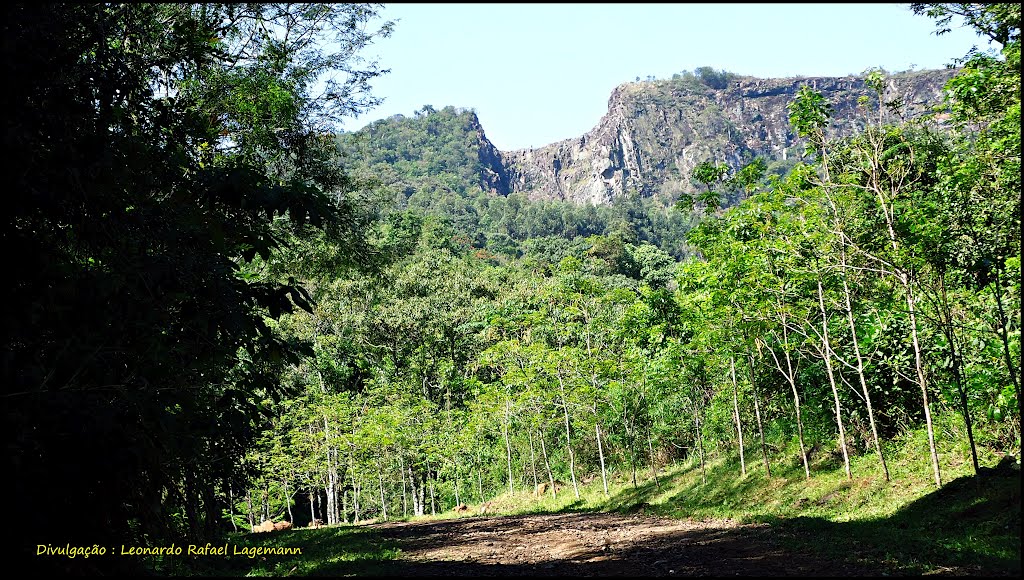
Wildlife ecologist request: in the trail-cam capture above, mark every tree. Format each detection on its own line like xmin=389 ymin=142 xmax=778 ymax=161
xmin=3 ymin=3 xmax=391 ymax=569
xmin=684 ymin=161 xmax=730 ymax=214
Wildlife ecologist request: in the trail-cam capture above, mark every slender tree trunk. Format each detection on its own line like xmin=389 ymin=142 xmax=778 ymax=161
xmin=476 ymin=447 xmax=484 ymax=502
xmin=539 ymin=429 xmax=557 ymax=499
xmin=992 ymin=269 xmax=1021 ymax=406
xmin=399 ymin=454 xmax=408 ymax=517
xmin=262 ymin=481 xmax=270 ymax=522
xmin=354 ymin=481 xmax=361 ymax=523
xmin=768 ymin=326 xmax=810 ymax=479
xmin=868 ymin=154 xmax=942 ymax=487
xmin=747 ymin=354 xmax=772 ymax=478
xmin=937 ymin=275 xmax=980 ymax=474
xmin=309 ymin=492 xmax=315 ymax=526
xmin=340 ymin=486 xmax=347 ymax=524
xmin=596 ymin=422 xmax=609 ymax=496
xmin=246 ymin=489 xmax=254 ymax=532
xmin=418 ymin=477 xmax=425 ymax=517
xmin=818 ymin=277 xmax=852 ymax=479
xmin=646 ymin=429 xmax=661 ymax=490
xmin=556 ymin=371 xmax=580 ymax=499
xmin=694 ymin=411 xmax=706 ymax=484
xmin=454 ymin=463 xmax=461 ymax=507
xmin=528 ymin=430 xmax=539 ymax=491
xmin=202 ymin=482 xmax=218 ymax=540
xmin=503 ymin=401 xmax=514 ymax=495
xmin=840 ymin=247 xmax=890 ymax=481
xmin=428 ymin=461 xmax=436 ymax=515
xmin=730 ymin=356 xmax=747 ymax=476
xmin=318 ymin=370 xmax=338 ymax=527
xmin=408 ymin=466 xmax=422 ymax=516
xmin=228 ymin=485 xmax=237 ymax=532
xmin=283 ymin=480 xmax=293 ymax=523
xmin=622 ymin=396 xmax=639 ymax=489
xmin=377 ymin=466 xmax=388 ymax=521
xmin=323 ymin=427 xmax=335 ymax=525
xmin=942 ymin=274 xmax=983 ymax=466
xmin=906 ymin=280 xmax=942 ymax=487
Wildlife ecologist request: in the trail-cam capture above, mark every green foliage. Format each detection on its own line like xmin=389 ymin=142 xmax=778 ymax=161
xmin=693 ymin=66 xmax=739 ymax=90
xmin=9 ymin=5 xmax=1018 ymax=574
xmin=788 ymin=86 xmax=834 ymax=155
xmin=4 ymin=2 xmax=391 ymax=571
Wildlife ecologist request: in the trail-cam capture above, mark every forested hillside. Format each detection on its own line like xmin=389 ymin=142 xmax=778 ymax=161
xmin=245 ymin=3 xmax=1020 ymax=533
xmin=4 ymin=2 xmax=1019 ymax=575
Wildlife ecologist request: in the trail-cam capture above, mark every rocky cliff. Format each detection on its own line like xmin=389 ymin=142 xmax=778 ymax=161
xmin=500 ymin=69 xmax=955 ymax=204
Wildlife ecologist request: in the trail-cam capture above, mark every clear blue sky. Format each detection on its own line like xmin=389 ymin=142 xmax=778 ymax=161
xmin=342 ymin=3 xmax=991 ymax=151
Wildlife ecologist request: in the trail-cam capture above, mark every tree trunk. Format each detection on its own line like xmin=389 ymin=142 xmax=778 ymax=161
xmin=354 ymin=481 xmax=362 ymax=523
xmin=906 ymin=280 xmax=942 ymax=487
xmin=428 ymin=461 xmax=436 ymax=515
xmin=694 ymin=411 xmax=706 ymax=484
xmin=748 ymin=354 xmax=772 ymax=479
xmin=936 ymin=274 xmax=980 ymax=474
xmin=262 ymin=481 xmax=270 ymax=522
xmin=283 ymin=480 xmax=293 ymax=523
xmin=992 ymin=269 xmax=1021 ymax=408
xmin=817 ymin=277 xmax=852 ymax=480
xmin=624 ymin=400 xmax=638 ymax=489
xmin=342 ymin=485 xmax=350 ymax=528
xmin=868 ymin=152 xmax=942 ymax=488
xmin=730 ymin=356 xmax=747 ymax=476
xmin=408 ymin=466 xmax=423 ymax=516
xmin=400 ymin=454 xmax=408 ymax=517
xmin=246 ymin=489 xmax=254 ymax=532
xmin=556 ymin=370 xmax=580 ymax=499
xmin=318 ymin=370 xmax=338 ymax=526
xmin=378 ymin=469 xmax=388 ymax=521
xmin=503 ymin=400 xmax=514 ymax=495
xmin=528 ymin=430 xmax=539 ymax=491
xmin=840 ymin=246 xmax=890 ymax=481
xmin=418 ymin=477 xmax=425 ymax=516
xmin=453 ymin=458 xmax=461 ymax=508
xmin=476 ymin=447 xmax=484 ymax=502
xmin=596 ymin=422 xmax=609 ymax=496
xmin=646 ymin=428 xmax=661 ymax=490
xmin=228 ymin=485 xmax=237 ymax=533
xmin=767 ymin=326 xmax=810 ymax=479
xmin=539 ymin=430 xmax=557 ymax=499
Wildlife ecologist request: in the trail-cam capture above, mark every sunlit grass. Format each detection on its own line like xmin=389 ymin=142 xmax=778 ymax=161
xmin=457 ymin=427 xmax=1020 ymax=575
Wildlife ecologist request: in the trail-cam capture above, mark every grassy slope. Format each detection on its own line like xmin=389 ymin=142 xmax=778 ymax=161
xmin=185 ymin=428 xmax=1020 ymax=576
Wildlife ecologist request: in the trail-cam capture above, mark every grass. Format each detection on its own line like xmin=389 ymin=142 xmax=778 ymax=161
xmin=490 ymin=429 xmax=1021 ymax=576
xmin=166 ymin=427 xmax=1019 ymax=576
xmin=161 ymin=525 xmax=401 ymax=577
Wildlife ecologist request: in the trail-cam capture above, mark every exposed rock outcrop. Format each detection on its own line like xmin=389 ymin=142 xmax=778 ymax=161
xmin=500 ymin=69 xmax=954 ymax=204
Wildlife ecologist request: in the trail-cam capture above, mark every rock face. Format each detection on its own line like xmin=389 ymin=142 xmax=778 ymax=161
xmin=499 ymin=69 xmax=954 ymax=204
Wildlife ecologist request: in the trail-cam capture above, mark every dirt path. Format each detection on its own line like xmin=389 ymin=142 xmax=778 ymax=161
xmin=367 ymin=512 xmax=881 ymax=576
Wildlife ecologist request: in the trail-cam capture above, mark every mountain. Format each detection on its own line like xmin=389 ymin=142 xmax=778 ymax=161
xmin=503 ymin=68 xmax=956 ymax=204
xmin=339 ymin=69 xmax=956 ymax=208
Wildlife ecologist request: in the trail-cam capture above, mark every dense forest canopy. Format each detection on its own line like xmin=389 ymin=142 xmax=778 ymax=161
xmin=3 ymin=2 xmax=1019 ymax=574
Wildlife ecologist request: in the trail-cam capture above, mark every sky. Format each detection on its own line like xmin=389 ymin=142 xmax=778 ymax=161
xmin=341 ymin=3 xmax=992 ymax=151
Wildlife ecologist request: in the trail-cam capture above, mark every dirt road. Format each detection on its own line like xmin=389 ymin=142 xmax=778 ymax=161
xmin=367 ymin=512 xmax=881 ymax=576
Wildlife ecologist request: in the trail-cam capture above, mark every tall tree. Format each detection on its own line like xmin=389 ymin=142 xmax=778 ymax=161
xmin=3 ymin=3 xmax=391 ymax=569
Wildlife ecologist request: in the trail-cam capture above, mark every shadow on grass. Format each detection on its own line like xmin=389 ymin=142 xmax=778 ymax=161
xmin=761 ymin=469 xmax=1021 ymax=575
xmin=180 ymin=525 xmax=402 ymax=577
xmin=514 ymin=461 xmax=1019 ymax=575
